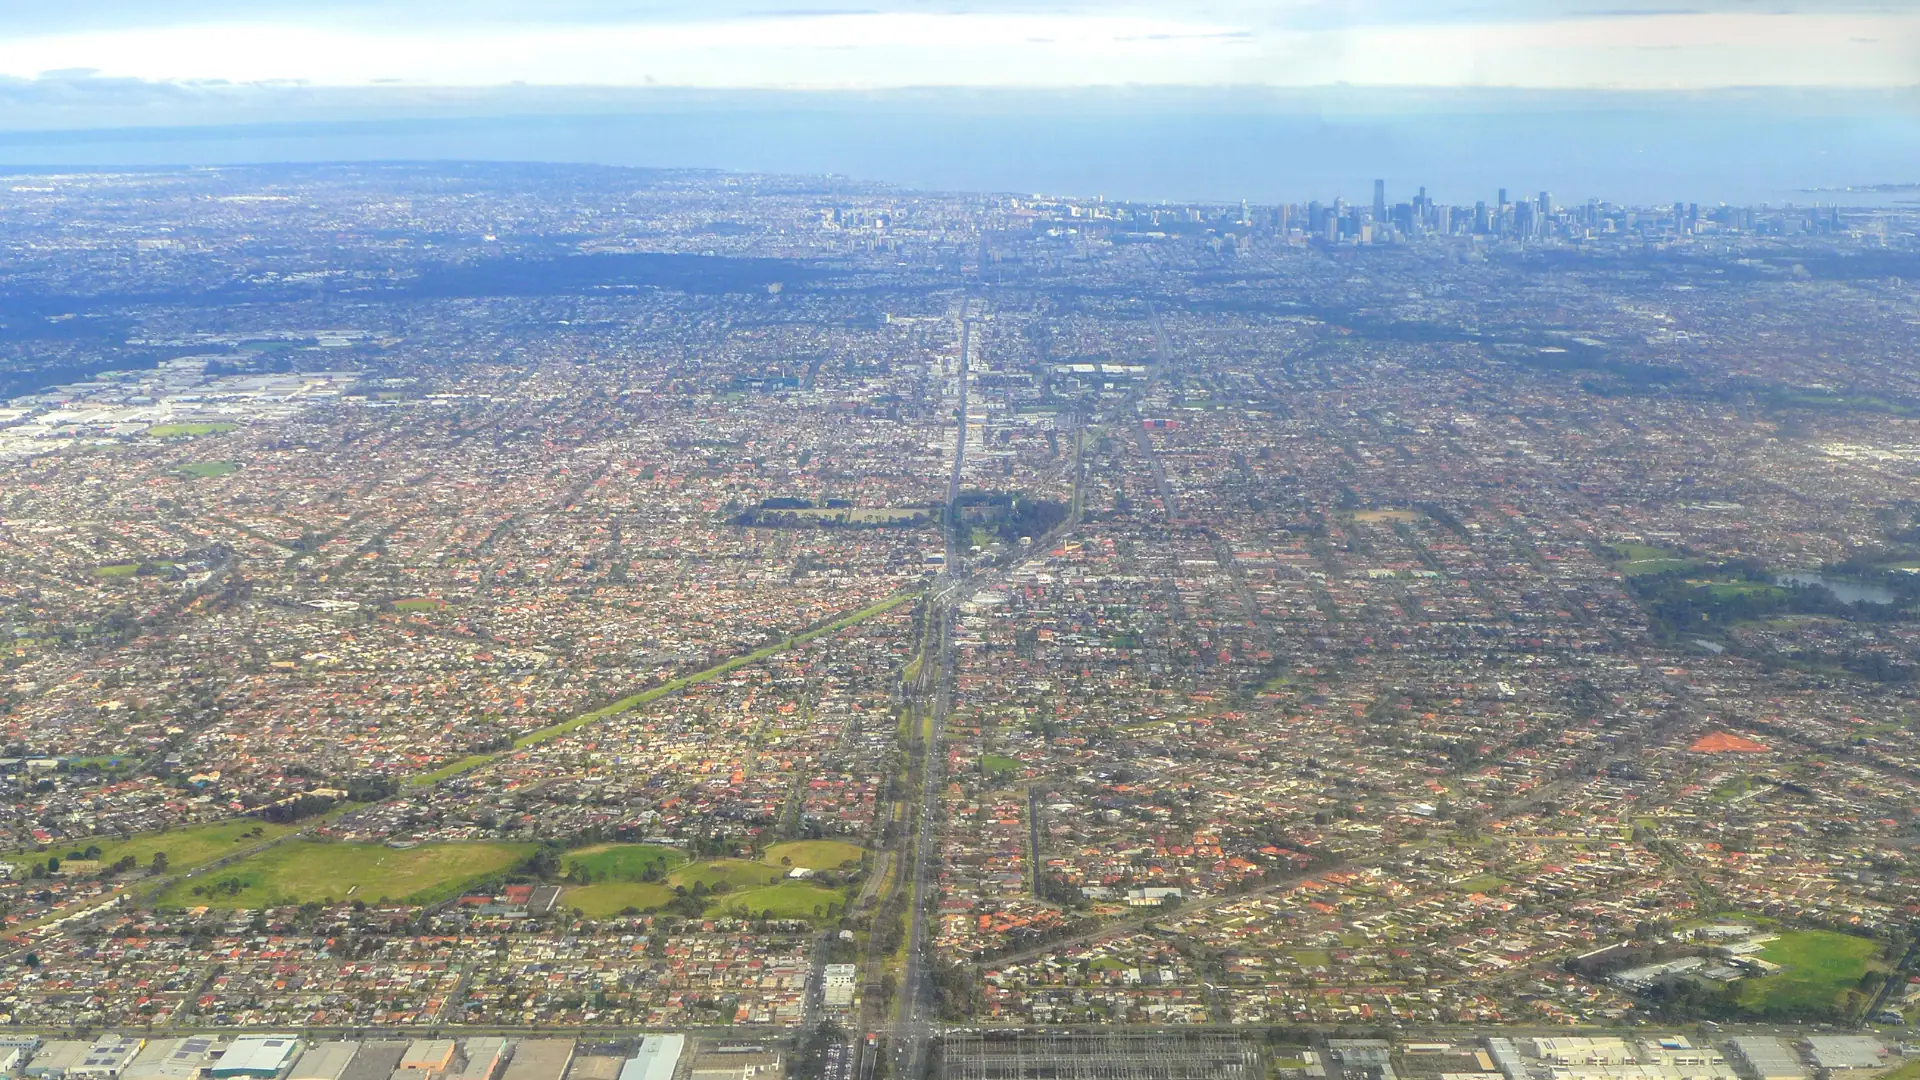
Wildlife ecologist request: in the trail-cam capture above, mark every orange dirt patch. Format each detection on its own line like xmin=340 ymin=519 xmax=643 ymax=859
xmin=1689 ymin=731 xmax=1771 ymax=753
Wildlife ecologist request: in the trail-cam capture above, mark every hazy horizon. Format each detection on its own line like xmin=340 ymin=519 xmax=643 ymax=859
xmin=1 ymin=1 xmax=1913 ymax=205
xmin=0 ymin=88 xmax=1915 ymax=207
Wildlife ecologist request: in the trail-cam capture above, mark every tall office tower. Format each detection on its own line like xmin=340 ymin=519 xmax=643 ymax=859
xmin=1435 ymin=204 xmax=1452 ymax=234
xmin=1475 ymin=201 xmax=1491 ymax=233
xmin=1498 ymin=187 xmax=1508 ymax=208
xmin=1538 ymin=191 xmax=1551 ymax=215
xmin=1373 ymin=179 xmax=1386 ymax=220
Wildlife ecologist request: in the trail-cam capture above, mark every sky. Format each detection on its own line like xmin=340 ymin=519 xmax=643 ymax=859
xmin=0 ymin=2 xmax=1914 ymax=204
xmin=2 ymin=1 xmax=1917 ymax=92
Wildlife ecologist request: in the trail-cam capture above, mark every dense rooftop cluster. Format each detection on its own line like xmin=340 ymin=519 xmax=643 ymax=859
xmin=0 ymin=163 xmax=1919 ymax=1066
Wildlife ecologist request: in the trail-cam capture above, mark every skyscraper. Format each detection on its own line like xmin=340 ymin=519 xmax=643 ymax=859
xmin=1373 ymin=180 xmax=1386 ymax=221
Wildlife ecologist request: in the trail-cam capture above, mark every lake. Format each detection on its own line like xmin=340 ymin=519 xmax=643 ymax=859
xmin=1775 ymin=573 xmax=1897 ymax=606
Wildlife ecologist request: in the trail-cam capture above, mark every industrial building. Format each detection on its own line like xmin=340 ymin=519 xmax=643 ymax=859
xmin=25 ymin=1042 xmax=96 ymax=1080
xmin=1725 ymin=1039 xmax=1808 ymax=1080
xmin=689 ymin=1046 xmax=782 ymax=1080
xmin=213 ymin=1038 xmax=302 ymax=1080
xmin=617 ymin=1037 xmax=683 ymax=1080
xmin=398 ymin=1042 xmax=456 ymax=1078
xmin=289 ymin=1044 xmax=360 ymax=1080
xmin=563 ymin=1057 xmax=620 ymax=1080
xmin=500 ymin=1042 xmax=574 ymax=1080
xmin=37 ymin=1036 xmax=147 ymax=1080
xmin=126 ymin=1038 xmax=226 ymax=1080
xmin=1804 ymin=1039 xmax=1886 ymax=1072
xmin=340 ymin=1042 xmax=408 ymax=1080
xmin=940 ymin=1032 xmax=1260 ymax=1080
xmin=446 ymin=1040 xmax=509 ymax=1080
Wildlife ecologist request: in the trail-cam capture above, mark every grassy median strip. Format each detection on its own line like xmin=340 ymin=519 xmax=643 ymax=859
xmin=408 ymin=591 xmax=916 ymax=787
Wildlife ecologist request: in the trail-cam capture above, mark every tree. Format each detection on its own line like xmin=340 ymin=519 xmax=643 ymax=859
xmin=523 ymin=846 xmax=562 ymax=880
xmin=151 ymin=852 xmax=168 ymax=873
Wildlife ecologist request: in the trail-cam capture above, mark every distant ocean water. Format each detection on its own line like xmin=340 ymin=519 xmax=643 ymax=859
xmin=0 ymin=100 xmax=1914 ymax=207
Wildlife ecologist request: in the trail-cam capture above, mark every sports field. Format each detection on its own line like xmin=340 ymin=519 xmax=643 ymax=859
xmin=87 ymin=819 xmax=295 ymax=874
xmin=159 ymin=839 xmax=533 ymax=908
xmin=147 ymin=422 xmax=237 ymax=437
xmin=980 ymin=753 xmax=1019 ymax=776
xmin=762 ymin=840 xmax=863 ymax=870
xmin=667 ymin=858 xmax=785 ymax=891
xmin=565 ymin=882 xmax=675 ymax=917
xmin=1734 ymin=929 xmax=1882 ymax=1018
xmin=708 ymin=881 xmax=846 ymax=921
xmin=391 ymin=597 xmax=447 ymax=611
xmin=1613 ymin=543 xmax=1701 ymax=577
xmin=568 ymin=843 xmax=687 ymax=881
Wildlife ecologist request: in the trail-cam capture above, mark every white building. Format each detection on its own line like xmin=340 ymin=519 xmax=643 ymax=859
xmin=617 ymin=1038 xmax=683 ymax=1080
xmin=823 ymin=963 xmax=858 ymax=1008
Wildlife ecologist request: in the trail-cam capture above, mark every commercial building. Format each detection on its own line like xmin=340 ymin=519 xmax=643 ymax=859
xmin=823 ymin=963 xmax=857 ymax=1008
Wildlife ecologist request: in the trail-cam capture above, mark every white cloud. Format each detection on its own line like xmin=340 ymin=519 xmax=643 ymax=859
xmin=0 ymin=10 xmax=1912 ymax=90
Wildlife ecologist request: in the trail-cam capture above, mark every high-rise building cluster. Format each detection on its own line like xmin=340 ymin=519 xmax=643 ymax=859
xmin=1274 ymin=181 xmax=1851 ymax=244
